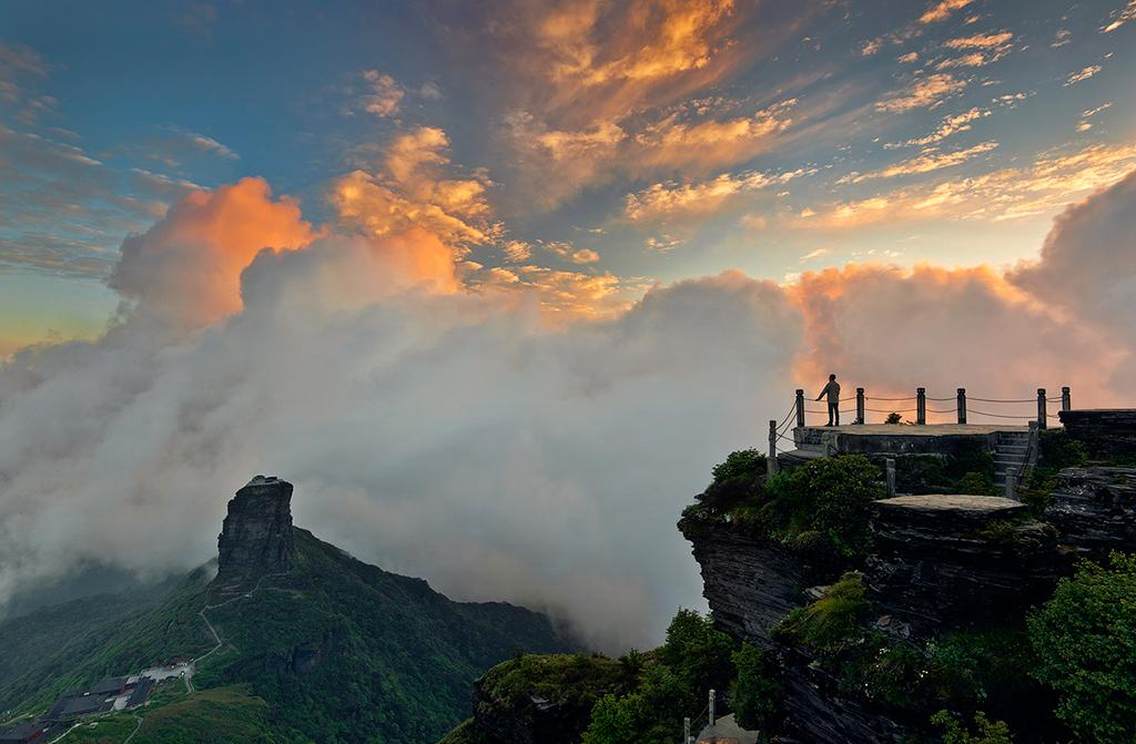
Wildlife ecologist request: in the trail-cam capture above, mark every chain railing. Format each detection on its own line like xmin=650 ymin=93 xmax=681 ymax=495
xmin=767 ymin=386 xmax=1073 ymax=474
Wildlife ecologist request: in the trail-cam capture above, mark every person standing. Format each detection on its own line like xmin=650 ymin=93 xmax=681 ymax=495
xmin=817 ymin=374 xmax=841 ymax=426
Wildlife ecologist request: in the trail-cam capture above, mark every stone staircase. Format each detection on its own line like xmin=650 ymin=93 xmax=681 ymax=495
xmin=992 ymin=430 xmax=1031 ymax=496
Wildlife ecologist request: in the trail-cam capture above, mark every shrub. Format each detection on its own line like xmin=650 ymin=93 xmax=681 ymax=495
xmin=730 ymin=644 xmax=783 ymax=732
xmin=711 ymin=449 xmax=766 ymax=485
xmin=767 ymin=456 xmax=885 ymax=561
xmin=581 ymin=665 xmax=692 ymax=744
xmin=885 ymin=412 xmax=903 ymax=424
xmin=1027 ymin=552 xmax=1136 ymax=743
xmin=930 ymin=710 xmax=1013 ymax=744
xmin=774 ymin=572 xmax=869 ymax=656
xmin=701 ymin=450 xmax=768 ymax=513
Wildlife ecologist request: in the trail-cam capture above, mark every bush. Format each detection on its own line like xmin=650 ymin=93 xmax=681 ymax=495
xmin=767 ymin=456 xmax=885 ymax=561
xmin=730 ymin=644 xmax=783 ymax=731
xmin=885 ymin=412 xmax=903 ymax=424
xmin=711 ymin=449 xmax=766 ymax=485
xmin=700 ymin=450 xmax=768 ymax=513
xmin=1027 ymin=552 xmax=1136 ymax=743
xmin=662 ymin=609 xmax=735 ymax=694
xmin=930 ymin=710 xmax=1013 ymax=744
xmin=774 ymin=573 xmax=869 ymax=657
xmin=581 ymin=666 xmax=691 ymax=744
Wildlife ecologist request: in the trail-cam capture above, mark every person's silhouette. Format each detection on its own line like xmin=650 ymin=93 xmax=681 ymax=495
xmin=816 ymin=374 xmax=841 ymax=426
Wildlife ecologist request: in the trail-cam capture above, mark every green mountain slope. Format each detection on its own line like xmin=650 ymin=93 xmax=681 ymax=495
xmin=0 ymin=528 xmax=571 ymax=743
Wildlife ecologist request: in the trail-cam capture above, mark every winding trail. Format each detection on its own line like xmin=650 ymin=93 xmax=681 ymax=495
xmin=121 ymin=715 xmax=143 ymax=744
xmin=188 ymin=573 xmax=288 ymax=692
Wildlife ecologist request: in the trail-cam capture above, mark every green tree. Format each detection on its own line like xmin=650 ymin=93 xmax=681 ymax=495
xmin=730 ymin=644 xmax=783 ymax=732
xmin=930 ymin=710 xmax=1013 ymax=744
xmin=662 ymin=609 xmax=735 ymax=694
xmin=1027 ymin=552 xmax=1136 ymax=743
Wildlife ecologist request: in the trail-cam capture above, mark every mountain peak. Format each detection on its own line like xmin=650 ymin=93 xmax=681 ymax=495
xmin=215 ymin=474 xmax=295 ymax=596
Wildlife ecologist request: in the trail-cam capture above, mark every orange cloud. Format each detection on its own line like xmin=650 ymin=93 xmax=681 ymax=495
xmin=787 ymin=262 xmax=1114 ymax=405
xmin=624 ymin=167 xmax=812 ymax=222
xmin=919 ymin=0 xmax=975 ymax=24
xmin=332 ymin=127 xmax=498 ymax=247
xmin=876 ymin=73 xmax=967 ymax=113
xmin=109 ymin=177 xmax=316 ymax=331
xmin=798 ymin=143 xmax=1136 ymax=228
xmin=841 ymin=141 xmax=998 ymax=183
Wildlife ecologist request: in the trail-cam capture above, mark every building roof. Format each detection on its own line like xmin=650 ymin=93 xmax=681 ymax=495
xmin=697 ymin=714 xmax=760 ymax=744
xmin=89 ymin=677 xmax=126 ymax=695
xmin=49 ymin=694 xmax=111 ymax=719
xmin=126 ymin=677 xmax=155 ymax=709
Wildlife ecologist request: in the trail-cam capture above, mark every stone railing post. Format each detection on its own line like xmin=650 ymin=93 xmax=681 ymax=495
xmin=886 ymin=458 xmax=897 ymax=496
xmin=795 ymin=389 xmax=806 ymax=428
xmin=856 ymin=387 xmax=865 ymax=425
xmin=916 ymin=387 xmax=927 ymax=425
xmin=684 ymin=717 xmax=691 ymax=744
xmin=768 ymin=420 xmax=779 ymax=481
xmin=1037 ymin=388 xmax=1047 ymax=430
xmin=1062 ymin=386 xmax=1071 ymax=412
xmin=709 ymin=689 xmax=716 ymax=727
xmin=957 ymin=387 xmax=967 ymax=425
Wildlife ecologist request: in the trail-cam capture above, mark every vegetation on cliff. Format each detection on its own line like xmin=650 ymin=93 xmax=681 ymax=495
xmin=444 ymin=610 xmax=751 ymax=744
xmin=1027 ymin=551 xmax=1136 ymax=742
xmin=685 ymin=451 xmax=886 ymax=564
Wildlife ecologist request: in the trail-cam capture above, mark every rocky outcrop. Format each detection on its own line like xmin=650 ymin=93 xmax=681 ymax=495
xmin=864 ymin=495 xmax=1057 ymax=636
xmin=679 ymin=513 xmax=808 ymax=648
xmin=1059 ymin=409 xmax=1136 ymax=458
xmin=215 ymin=475 xmax=295 ymax=595
xmin=1045 ymin=466 xmax=1136 ymax=556
xmin=780 ymin=656 xmax=906 ymax=744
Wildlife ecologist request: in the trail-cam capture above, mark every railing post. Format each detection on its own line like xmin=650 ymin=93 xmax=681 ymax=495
xmin=916 ymin=387 xmax=926 ymax=425
xmin=1037 ymin=388 xmax=1047 ymax=430
xmin=768 ymin=420 xmax=779 ymax=481
xmin=708 ymin=689 xmax=716 ymax=727
xmin=684 ymin=717 xmax=691 ymax=744
xmin=795 ymin=389 xmax=806 ymax=428
xmin=957 ymin=387 xmax=967 ymax=425
xmin=856 ymin=387 xmax=865 ymax=425
xmin=886 ymin=458 xmax=897 ymax=497
xmin=1062 ymin=386 xmax=1071 ymax=412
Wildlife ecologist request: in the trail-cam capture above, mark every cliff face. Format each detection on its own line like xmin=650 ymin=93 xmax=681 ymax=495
xmin=1045 ymin=466 xmax=1136 ymax=556
xmin=215 ymin=475 xmax=295 ymax=596
xmin=1058 ymin=409 xmax=1136 ymax=459
xmin=865 ymin=494 xmax=1058 ymax=636
xmin=678 ymin=514 xmax=808 ymax=648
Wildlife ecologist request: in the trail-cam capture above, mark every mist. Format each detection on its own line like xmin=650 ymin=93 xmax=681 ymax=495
xmin=1 ymin=171 xmax=1133 ymax=650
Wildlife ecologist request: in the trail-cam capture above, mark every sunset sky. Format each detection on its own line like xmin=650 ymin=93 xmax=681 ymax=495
xmin=3 ymin=0 xmax=1134 ymax=355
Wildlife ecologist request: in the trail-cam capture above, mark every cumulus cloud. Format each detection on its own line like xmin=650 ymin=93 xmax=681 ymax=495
xmin=1009 ymin=169 xmax=1136 ymax=382
xmin=109 ymin=177 xmax=316 ymax=332
xmin=3 ymin=169 xmax=1135 ymax=652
